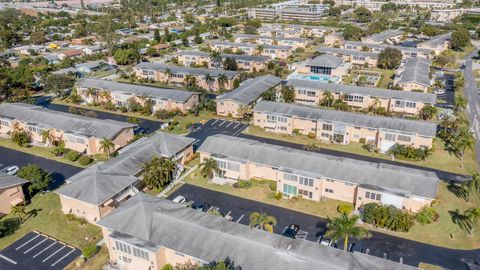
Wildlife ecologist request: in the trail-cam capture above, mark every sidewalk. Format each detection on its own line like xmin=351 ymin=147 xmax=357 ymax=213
xmin=158 ymin=164 xmax=198 ymax=198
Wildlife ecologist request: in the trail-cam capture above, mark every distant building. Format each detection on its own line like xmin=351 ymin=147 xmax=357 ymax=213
xmin=247 ymin=4 xmax=328 ymax=23
xmin=210 ymin=41 xmax=293 ymax=59
xmin=362 ymin=29 xmax=404 ymax=45
xmin=342 ymin=41 xmax=433 ymax=59
xmin=294 ymin=54 xmax=352 ymax=78
xmin=417 ymin=33 xmax=451 ymax=56
xmin=316 ymin=46 xmax=379 ymax=67
xmin=176 ymin=50 xmax=269 ymax=72
xmin=234 ymin=34 xmax=309 ymax=49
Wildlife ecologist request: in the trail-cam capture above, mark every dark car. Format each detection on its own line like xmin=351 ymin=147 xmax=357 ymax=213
xmin=349 ymin=243 xmax=364 ymax=253
xmin=282 ymin=224 xmax=300 ymax=239
xmin=192 ymin=202 xmax=211 ymax=212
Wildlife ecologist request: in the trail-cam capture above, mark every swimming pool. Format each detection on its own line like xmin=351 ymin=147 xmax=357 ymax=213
xmin=287 ymin=72 xmax=341 ymax=84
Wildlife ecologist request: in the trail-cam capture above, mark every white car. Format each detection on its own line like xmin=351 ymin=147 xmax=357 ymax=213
xmin=0 ymin=166 xmax=19 ymax=175
xmin=433 ymin=89 xmax=446 ymax=95
xmin=172 ymin=195 xmax=186 ymax=204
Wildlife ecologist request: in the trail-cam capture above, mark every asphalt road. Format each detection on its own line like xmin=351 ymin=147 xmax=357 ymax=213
xmin=169 ymin=184 xmax=480 ymax=270
xmin=462 ymin=49 xmax=480 ymax=168
xmin=186 ymin=118 xmax=248 ymax=147
xmin=35 ymin=97 xmax=165 ymax=135
xmin=0 ymin=146 xmax=82 ymax=189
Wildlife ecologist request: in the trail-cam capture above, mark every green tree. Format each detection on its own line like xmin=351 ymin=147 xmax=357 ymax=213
xmin=281 ymin=86 xmax=295 ymax=103
xmin=377 ymin=48 xmax=402 ymax=69
xmin=30 ymin=31 xmax=47 ymax=44
xmin=450 ymin=126 xmax=475 ymax=162
xmin=450 ymin=28 xmax=471 ymax=51
xmin=249 ymin=211 xmax=277 ymax=233
xmin=99 ymin=138 xmax=115 ymax=157
xmin=141 ymin=156 xmax=176 ymax=189
xmin=113 ymin=48 xmax=140 ymax=65
xmin=325 ymin=213 xmax=371 ymax=250
xmin=461 ymin=173 xmax=480 ymax=202
xmin=328 ymin=7 xmax=341 ymax=17
xmin=40 ymin=128 xmax=55 ymax=146
xmin=343 ymin=24 xmax=363 ymax=41
xmin=320 ymin=91 xmax=335 ymax=107
xmin=154 ymin=29 xmax=161 ymax=42
xmin=419 ymin=104 xmax=438 ymax=120
xmin=43 ymin=74 xmax=75 ymax=97
xmin=10 ymin=205 xmax=27 ymax=221
xmin=353 ymin=7 xmax=372 ymax=23
xmin=17 ymin=164 xmax=52 ymax=193
xmin=217 ymin=74 xmax=228 ymax=90
xmin=200 ymin=158 xmax=218 ymax=179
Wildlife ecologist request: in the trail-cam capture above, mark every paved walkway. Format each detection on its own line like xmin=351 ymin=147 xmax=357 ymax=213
xmin=158 ymin=165 xmax=198 ymax=198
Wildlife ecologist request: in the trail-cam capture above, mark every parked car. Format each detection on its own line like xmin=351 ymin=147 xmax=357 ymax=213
xmin=320 ymin=235 xmax=332 ymax=246
xmin=0 ymin=166 xmax=19 ymax=175
xmin=282 ymin=224 xmax=300 ymax=239
xmin=172 ymin=195 xmax=186 ymax=204
xmin=192 ymin=202 xmax=211 ymax=212
xmin=433 ymin=89 xmax=446 ymax=95
xmin=349 ymin=243 xmax=364 ymax=253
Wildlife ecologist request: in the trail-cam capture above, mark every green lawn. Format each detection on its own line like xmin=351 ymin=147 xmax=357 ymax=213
xmin=242 ymin=126 xmax=478 ymax=176
xmin=167 ymin=111 xmax=217 ymax=134
xmin=0 ymin=137 xmax=85 ymax=168
xmin=343 ymin=68 xmax=395 ymax=89
xmin=65 ymin=245 xmax=110 ymax=270
xmin=0 ymin=193 xmax=102 ymax=250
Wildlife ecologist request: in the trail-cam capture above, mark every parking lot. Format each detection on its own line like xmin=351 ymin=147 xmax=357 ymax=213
xmin=168 ymin=184 xmax=480 ymax=270
xmin=0 ymin=231 xmax=81 ymax=270
xmin=186 ymin=118 xmax=248 ymax=147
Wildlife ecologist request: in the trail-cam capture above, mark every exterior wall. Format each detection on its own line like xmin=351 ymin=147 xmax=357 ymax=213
xmin=59 ymin=195 xmax=102 ymax=222
xmin=210 ymin=44 xmax=293 ymax=59
xmin=0 ymin=185 xmax=25 ymax=215
xmin=177 ymin=55 xmax=267 ymax=72
xmin=216 ymin=101 xmax=242 ymax=118
xmin=398 ymin=82 xmax=429 ymax=92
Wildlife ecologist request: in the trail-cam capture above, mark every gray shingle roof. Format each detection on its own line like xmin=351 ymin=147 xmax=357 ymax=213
xmin=217 ymin=75 xmax=282 ymax=105
xmin=76 ymin=78 xmax=198 ymax=103
xmin=210 ymin=41 xmax=292 ymax=50
xmin=0 ymin=103 xmax=135 ymax=139
xmin=97 ymin=193 xmax=419 ymax=270
xmin=135 ymin=62 xmax=238 ymax=79
xmin=235 ymin=34 xmax=307 ymax=42
xmin=365 ymin=29 xmax=403 ymax=43
xmin=56 ymin=132 xmax=195 ymax=205
xmin=176 ymin=50 xmax=269 ymax=62
xmin=0 ymin=173 xmax=28 ymax=189
xmin=199 ymin=135 xmax=439 ymax=199
xmin=395 ymin=58 xmax=432 ymax=87
xmin=344 ymin=41 xmax=432 ymax=55
xmin=316 ymin=46 xmax=379 ymax=58
xmin=419 ymin=33 xmax=451 ymax=47
xmin=253 ymin=101 xmax=437 ymax=137
xmin=286 ymin=79 xmax=436 ymax=104
xmin=306 ymin=54 xmax=344 ymax=68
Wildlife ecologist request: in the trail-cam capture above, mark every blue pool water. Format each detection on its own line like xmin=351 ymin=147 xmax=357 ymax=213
xmin=287 ymin=72 xmax=341 ymax=84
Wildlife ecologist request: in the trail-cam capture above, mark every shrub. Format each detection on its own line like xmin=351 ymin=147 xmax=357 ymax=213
xmin=82 ymin=244 xmax=98 ymax=259
xmin=274 ymin=192 xmax=283 ymax=200
xmin=307 ymin=132 xmax=316 ymax=139
xmin=77 ymin=217 xmax=88 ymax=226
xmin=119 ymin=106 xmax=128 ymax=113
xmin=83 ymin=111 xmax=97 ymax=118
xmin=269 ymin=181 xmax=277 ymax=192
xmin=292 ymin=129 xmax=300 ymax=135
xmin=66 ymin=213 xmax=77 ymax=223
xmin=360 ymin=203 xmax=415 ymax=232
xmin=17 ymin=164 xmax=52 ymax=192
xmin=388 ymin=144 xmax=432 ymax=161
xmin=359 ymin=138 xmax=366 ymax=144
xmin=78 ymin=156 xmax=93 ymax=166
xmin=127 ymin=117 xmax=140 ymax=124
xmin=65 ymin=150 xmax=80 ymax=162
xmin=11 ymin=131 xmax=31 ymax=147
xmin=68 ymin=106 xmax=81 ymax=115
xmin=415 ymin=206 xmax=439 ymax=225
xmin=233 ymin=180 xmax=252 ymax=189
xmin=337 ymin=204 xmax=354 ymax=215
xmin=155 ymin=109 xmax=172 ymax=120
xmin=51 ymin=140 xmax=67 ymax=156
xmin=103 ymin=101 xmax=116 ymax=111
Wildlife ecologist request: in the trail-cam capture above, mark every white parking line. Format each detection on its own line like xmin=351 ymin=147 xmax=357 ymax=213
xmin=42 ymin=246 xmax=66 ymax=263
xmin=33 ymin=241 xmax=57 ymax=258
xmin=15 ymin=234 xmax=40 ymax=250
xmin=0 ymin=254 xmax=17 ymax=265
xmin=226 ymin=122 xmax=233 ymax=128
xmin=211 ymin=119 xmax=219 ymax=125
xmin=316 ymin=236 xmax=322 ymax=243
xmin=218 ymin=120 xmax=226 ymax=127
xmin=233 ymin=123 xmax=241 ymax=129
xmin=51 ymin=248 xmax=75 ymax=267
xmin=236 ymin=214 xmax=244 ymax=223
xmin=24 ymin=237 xmax=48 ymax=254
xmin=233 ymin=125 xmax=247 ymax=136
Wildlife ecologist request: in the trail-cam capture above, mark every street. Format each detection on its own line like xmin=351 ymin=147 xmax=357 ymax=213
xmin=169 ymin=184 xmax=480 ymax=270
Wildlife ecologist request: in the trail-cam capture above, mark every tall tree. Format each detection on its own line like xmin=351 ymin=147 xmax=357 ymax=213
xmin=141 ymin=156 xmax=176 ymax=189
xmin=99 ymin=138 xmax=115 ymax=157
xmin=450 ymin=28 xmax=471 ymax=51
xmin=249 ymin=211 xmax=277 ymax=233
xmin=462 ymin=173 xmax=480 ymax=202
xmin=377 ymin=48 xmax=402 ymax=69
xmin=325 ymin=213 xmax=372 ymax=250
xmin=200 ymin=158 xmax=218 ymax=179
xmin=17 ymin=164 xmax=52 ymax=193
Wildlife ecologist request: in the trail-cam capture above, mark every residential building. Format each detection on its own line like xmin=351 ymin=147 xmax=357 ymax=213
xmin=199 ymin=135 xmax=439 ymax=212
xmin=234 ymin=34 xmax=309 ymax=49
xmin=361 ymin=29 xmax=404 ymax=44
xmin=286 ymin=79 xmax=436 ymax=115
xmin=216 ymin=75 xmax=282 ymax=118
xmin=56 ymin=132 xmax=195 ymax=223
xmin=0 ymin=173 xmax=28 ymax=217
xmin=176 ymin=50 xmax=269 ymax=72
xmin=342 ymin=41 xmax=433 ymax=59
xmin=58 ymin=49 xmax=84 ymax=60
xmin=98 ymin=193 xmax=418 ymax=270
xmin=257 ymin=27 xmax=302 ymax=38
xmin=253 ymin=101 xmax=436 ymax=151
xmin=430 ymin=8 xmax=480 ymax=23
xmin=394 ymin=58 xmax=433 ymax=92
xmin=134 ymin=62 xmax=239 ymax=92
xmin=75 ymin=78 xmax=199 ymax=113
xmin=334 ymin=0 xmax=455 ymax=10
xmin=316 ymin=46 xmax=378 ymax=67
xmin=0 ymin=103 xmax=135 ymax=155
xmin=247 ymin=6 xmax=326 ymax=23
xmin=261 ymin=23 xmax=335 ymax=38
xmin=324 ymin=32 xmax=344 ymax=46
xmin=210 ymin=41 xmax=293 ymax=59
xmin=417 ymin=33 xmax=451 ymax=55
xmin=294 ymin=54 xmax=352 ymax=78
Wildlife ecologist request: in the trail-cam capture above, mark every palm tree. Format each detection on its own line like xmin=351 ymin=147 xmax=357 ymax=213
xmin=209 ymin=51 xmax=222 ymax=67
xmin=217 ymin=74 xmax=228 ymax=90
xmin=204 ymin=73 xmax=214 ymax=90
xmin=320 ymin=91 xmax=335 ymax=107
xmin=86 ymin=88 xmax=98 ymax=104
xmin=11 ymin=205 xmax=27 ymax=221
xmin=249 ymin=211 xmax=277 ymax=233
xmin=40 ymin=128 xmax=54 ymax=146
xmin=99 ymin=137 xmax=115 ymax=157
xmin=325 ymin=213 xmax=372 ymax=250
xmin=142 ymin=156 xmax=177 ymax=189
xmin=165 ymin=68 xmax=172 ymax=83
xmin=371 ymin=98 xmax=381 ymax=114
xmin=452 ymin=126 xmax=475 ymax=163
xmin=462 ymin=173 xmax=480 ymax=202
xmin=255 ymin=45 xmax=264 ymax=56
xmin=465 ymin=208 xmax=480 ymax=235
xmin=200 ymin=158 xmax=219 ymax=179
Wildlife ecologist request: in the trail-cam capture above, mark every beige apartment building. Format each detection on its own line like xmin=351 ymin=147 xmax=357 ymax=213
xmin=261 ymin=23 xmax=335 ymax=38
xmin=316 ymin=46 xmax=378 ymax=67
xmin=57 ymin=132 xmax=195 ymax=223
xmin=75 ymin=78 xmax=199 ymax=113
xmin=234 ymin=34 xmax=309 ymax=49
xmin=134 ymin=62 xmax=239 ymax=92
xmin=97 ymin=193 xmax=418 ymax=270
xmin=361 ymin=29 xmax=404 ymax=45
xmin=0 ymin=173 xmax=28 ymax=216
xmin=0 ymin=103 xmax=135 ymax=155
xmin=253 ymin=101 xmax=436 ymax=152
xmin=247 ymin=7 xmax=325 ymax=23
xmin=176 ymin=50 xmax=269 ymax=72
xmin=210 ymin=41 xmax=293 ymax=59
xmin=417 ymin=33 xmax=451 ymax=56
xmin=294 ymin=54 xmax=352 ymax=78
xmin=286 ymin=79 xmax=436 ymax=115
xmin=394 ymin=58 xmax=433 ymax=92
xmin=198 ymin=135 xmax=439 ymax=213
xmin=256 ymin=27 xmax=302 ymax=38
xmin=342 ymin=41 xmax=433 ymax=60
xmin=216 ymin=75 xmax=282 ymax=118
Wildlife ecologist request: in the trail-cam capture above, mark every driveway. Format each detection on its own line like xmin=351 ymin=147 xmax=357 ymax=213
xmin=0 ymin=147 xmax=82 ymax=189
xmin=35 ymin=97 xmax=165 ymax=135
xmin=186 ymin=118 xmax=248 ymax=147
xmin=169 ymin=184 xmax=480 ymax=270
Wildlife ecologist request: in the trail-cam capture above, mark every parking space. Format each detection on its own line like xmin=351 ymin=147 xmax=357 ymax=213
xmin=186 ymin=118 xmax=248 ymax=147
xmin=0 ymin=231 xmax=81 ymax=270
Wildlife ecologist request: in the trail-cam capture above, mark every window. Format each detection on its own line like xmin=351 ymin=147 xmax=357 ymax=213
xmin=283 ymin=184 xmax=297 ymax=195
xmin=322 ymin=124 xmax=332 ymax=131
xmin=277 ymin=116 xmax=287 ymax=123
xmin=279 ymin=126 xmax=287 ymax=131
xmin=365 ymin=191 xmax=381 ymax=201
xmin=346 ymin=95 xmax=364 ymax=103
xmin=299 ymin=176 xmax=314 ymax=187
xmin=66 ymin=134 xmax=86 ymax=145
xmin=325 ymin=188 xmax=334 ymax=193
xmin=132 ymin=247 xmax=149 ymax=261
xmin=384 ymin=133 xmax=396 ymax=141
xmin=266 ymin=114 xmax=277 ymax=123
xmin=405 ymin=102 xmax=416 ymax=108
xmin=284 ymin=173 xmax=297 ymax=182
xmin=0 ymin=120 xmax=10 ymax=127
xmin=298 ymin=189 xmax=312 ymax=199
xmin=321 ymin=133 xmax=330 ymax=138
xmin=298 ymin=89 xmax=307 ymax=95
xmin=116 ymin=240 xmax=149 ymax=261
xmin=306 ymin=91 xmax=316 ymax=97
xmin=397 ymin=135 xmax=411 ymax=142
